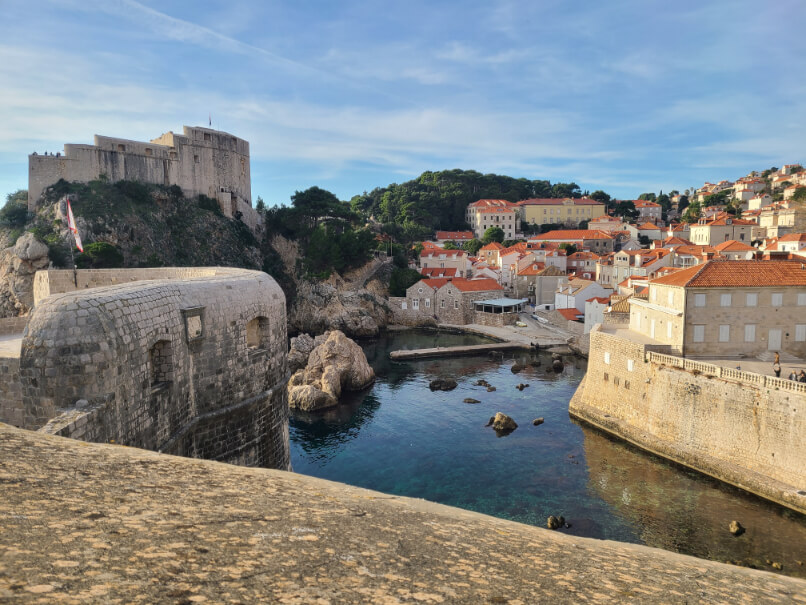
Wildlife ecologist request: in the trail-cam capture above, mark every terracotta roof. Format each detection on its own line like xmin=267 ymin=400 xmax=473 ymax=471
xmin=480 ymin=242 xmax=504 ymax=251
xmin=419 ymin=278 xmax=451 ymax=290
xmin=713 ymin=240 xmax=755 ymax=252
xmin=435 ymin=231 xmax=474 ymax=240
xmin=468 ymin=199 xmax=515 ymax=208
xmin=779 ymin=233 xmax=806 ymax=242
xmin=557 ymin=308 xmax=584 ymax=321
xmin=517 ymin=262 xmax=546 ymax=276
xmin=532 ymin=230 xmax=614 ymax=241
xmin=638 ymin=222 xmax=662 ymax=230
xmin=634 ymin=200 xmax=661 ymax=207
xmin=446 ymin=278 xmax=503 ymax=292
xmin=586 ymin=297 xmax=610 ymax=304
xmin=421 ymin=267 xmax=458 ymax=277
xmin=651 ymin=260 xmax=806 ymax=288
xmin=421 ymin=249 xmax=466 ymax=259
xmin=699 ymin=217 xmax=755 ymax=226
xmin=516 ymin=197 xmax=603 ymax=206
xmin=568 ymin=251 xmax=600 ymax=260
xmin=478 ymin=207 xmax=517 ymax=214
xmin=609 ymin=295 xmax=632 ymax=313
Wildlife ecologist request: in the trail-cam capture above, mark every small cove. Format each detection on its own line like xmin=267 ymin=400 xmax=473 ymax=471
xmin=289 ymin=329 xmax=806 ymax=578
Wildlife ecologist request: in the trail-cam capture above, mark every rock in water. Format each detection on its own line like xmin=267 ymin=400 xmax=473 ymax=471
xmin=487 ymin=386 xmax=496 ymax=392
xmin=532 ymin=417 xmax=544 ymax=426
xmin=552 ymin=359 xmax=564 ymax=372
xmin=516 ymin=383 xmax=529 ymax=391
xmin=287 ymin=330 xmax=375 ymax=412
xmin=729 ymin=520 xmax=745 ymax=536
xmin=511 ymin=363 xmax=524 ymax=374
xmin=547 ymin=515 xmax=565 ymax=530
xmin=429 ymin=378 xmax=458 ymax=391
xmin=491 ymin=412 xmax=517 ymax=432
xmin=463 ymin=398 xmax=480 ymax=404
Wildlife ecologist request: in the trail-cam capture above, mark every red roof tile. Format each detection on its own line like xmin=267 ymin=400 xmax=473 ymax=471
xmin=651 ymin=260 xmax=806 ymax=288
xmin=421 ymin=267 xmax=458 ymax=277
xmin=444 ymin=278 xmax=503 ymax=292
xmin=532 ymin=230 xmax=614 ymax=241
xmin=435 ymin=231 xmax=474 ymax=240
xmin=557 ymin=308 xmax=584 ymax=321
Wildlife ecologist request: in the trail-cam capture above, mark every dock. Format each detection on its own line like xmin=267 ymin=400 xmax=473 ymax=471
xmin=389 ymin=341 xmax=529 ymax=360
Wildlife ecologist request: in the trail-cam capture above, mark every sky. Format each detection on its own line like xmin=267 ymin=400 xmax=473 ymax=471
xmin=1 ymin=0 xmax=804 ymax=206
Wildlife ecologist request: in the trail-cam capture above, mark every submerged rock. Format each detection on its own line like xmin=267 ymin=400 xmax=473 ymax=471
xmin=491 ymin=412 xmax=517 ymax=432
xmin=487 ymin=386 xmax=496 ymax=392
xmin=511 ymin=363 xmax=525 ymax=374
xmin=729 ymin=520 xmax=745 ymax=536
xmin=463 ymin=398 xmax=481 ymax=404
xmin=288 ymin=330 xmax=375 ymax=412
xmin=516 ymin=383 xmax=529 ymax=391
xmin=429 ymin=378 xmax=458 ymax=391
xmin=533 ymin=417 xmax=544 ymax=426
xmin=547 ymin=515 xmax=565 ymax=530
xmin=475 ymin=379 xmax=490 ymax=387
xmin=552 ymin=359 xmax=564 ymax=372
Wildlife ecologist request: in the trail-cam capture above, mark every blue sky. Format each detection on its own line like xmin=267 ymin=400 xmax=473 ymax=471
xmin=1 ymin=0 xmax=804 ymax=206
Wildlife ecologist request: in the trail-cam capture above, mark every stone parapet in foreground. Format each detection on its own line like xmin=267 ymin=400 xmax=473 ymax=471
xmin=1 ymin=424 xmax=804 ymax=604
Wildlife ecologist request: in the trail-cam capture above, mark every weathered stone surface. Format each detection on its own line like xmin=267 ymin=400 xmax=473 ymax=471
xmin=2 ymin=424 xmax=805 ymax=604
xmin=288 ymin=330 xmax=375 ymax=412
xmin=547 ymin=515 xmax=565 ymax=530
xmin=533 ymin=417 xmax=545 ymax=426
xmin=730 ymin=520 xmax=745 ymax=536
xmin=516 ymin=383 xmax=529 ymax=391
xmin=429 ymin=378 xmax=458 ymax=391
xmin=0 ymin=233 xmax=50 ymax=317
xmin=511 ymin=363 xmax=525 ymax=374
xmin=487 ymin=386 xmax=497 ymax=392
xmin=287 ymin=333 xmax=315 ymax=373
xmin=552 ymin=359 xmax=565 ymax=372
xmin=491 ymin=412 xmax=517 ymax=432
xmin=463 ymin=398 xmax=481 ymax=404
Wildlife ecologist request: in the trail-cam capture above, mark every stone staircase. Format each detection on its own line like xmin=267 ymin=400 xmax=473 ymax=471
xmin=757 ymin=350 xmax=802 ymax=363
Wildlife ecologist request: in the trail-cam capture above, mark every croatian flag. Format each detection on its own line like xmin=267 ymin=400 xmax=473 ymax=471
xmin=66 ymin=200 xmax=84 ymax=252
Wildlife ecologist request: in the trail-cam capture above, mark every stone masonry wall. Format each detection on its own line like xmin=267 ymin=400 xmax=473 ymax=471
xmin=0 ymin=317 xmax=28 ymax=335
xmin=17 ymin=267 xmax=290 ymax=470
xmin=473 ymin=311 xmax=518 ymax=327
xmin=571 ymin=327 xmax=806 ymax=513
xmin=0 ymin=356 xmax=22 ymax=428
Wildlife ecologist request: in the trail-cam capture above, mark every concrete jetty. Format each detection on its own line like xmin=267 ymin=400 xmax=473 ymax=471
xmin=390 ymin=341 xmax=529 ymax=360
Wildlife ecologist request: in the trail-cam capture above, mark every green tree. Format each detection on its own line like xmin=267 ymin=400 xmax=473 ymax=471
xmin=291 ymin=186 xmax=354 ymax=232
xmin=589 ymin=190 xmax=611 ymax=205
xmin=482 ymin=226 xmax=505 ymax=244
xmin=461 ymin=238 xmax=483 ymax=255
xmin=0 ymin=190 xmax=29 ymax=228
xmin=578 ymin=220 xmax=589 ymax=230
xmin=638 ymin=192 xmax=657 ymax=201
xmin=255 ymin=196 xmax=266 ymax=212
xmin=442 ymin=241 xmax=458 ymax=250
xmin=75 ymin=242 xmax=125 ymax=269
xmin=613 ymin=200 xmax=639 ymax=221
xmin=682 ymin=200 xmax=702 ymax=223
xmin=389 ymin=267 xmax=424 ymax=297
xmin=559 ymin=243 xmax=577 ymax=256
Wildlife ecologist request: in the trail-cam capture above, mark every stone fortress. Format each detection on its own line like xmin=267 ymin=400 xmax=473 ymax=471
xmin=0 ymin=267 xmax=290 ymax=469
xmin=28 ymin=125 xmax=262 ymax=230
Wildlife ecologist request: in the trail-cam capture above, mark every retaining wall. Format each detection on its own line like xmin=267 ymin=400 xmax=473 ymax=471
xmin=570 ymin=326 xmax=806 ymax=514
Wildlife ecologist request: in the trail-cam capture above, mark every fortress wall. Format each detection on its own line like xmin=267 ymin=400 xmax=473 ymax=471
xmin=0 ymin=356 xmax=23 ymax=428
xmin=0 ymin=317 xmax=28 ymax=335
xmin=570 ymin=327 xmax=806 ymax=513
xmin=28 ymin=127 xmax=254 ymax=224
xmin=19 ymin=268 xmax=290 ymax=469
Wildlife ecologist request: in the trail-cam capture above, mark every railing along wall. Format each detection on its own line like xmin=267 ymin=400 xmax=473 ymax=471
xmin=646 ymin=351 xmax=806 ymax=394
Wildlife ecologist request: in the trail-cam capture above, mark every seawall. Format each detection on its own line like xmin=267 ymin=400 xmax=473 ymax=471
xmin=570 ymin=326 xmax=806 ymax=514
xmin=2 ymin=422 xmax=805 ymax=603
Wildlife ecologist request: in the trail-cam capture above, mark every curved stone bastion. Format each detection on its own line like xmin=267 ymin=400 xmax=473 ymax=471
xmin=8 ymin=267 xmax=289 ymax=470
xmin=1 ymin=423 xmax=804 ymax=603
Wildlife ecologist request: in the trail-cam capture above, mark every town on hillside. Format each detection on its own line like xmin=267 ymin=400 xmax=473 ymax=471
xmin=393 ymin=164 xmax=806 ymax=376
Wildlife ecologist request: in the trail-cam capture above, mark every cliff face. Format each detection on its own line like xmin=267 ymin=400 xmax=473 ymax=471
xmin=0 ymin=233 xmax=50 ymax=316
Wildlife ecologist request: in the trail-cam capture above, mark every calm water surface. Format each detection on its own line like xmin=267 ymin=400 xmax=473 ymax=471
xmin=289 ymin=329 xmax=806 ymax=578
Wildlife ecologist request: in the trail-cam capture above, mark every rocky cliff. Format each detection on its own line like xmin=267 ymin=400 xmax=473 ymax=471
xmin=0 ymin=233 xmax=50 ymax=316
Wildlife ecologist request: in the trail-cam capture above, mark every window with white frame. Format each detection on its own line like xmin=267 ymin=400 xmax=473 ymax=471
xmin=440 ymin=299 xmax=445 ymax=308
xmin=667 ymin=322 xmax=673 ymax=339
xmin=746 ymin=292 xmax=758 ymax=307
xmin=454 ymin=300 xmax=459 ymax=309
xmin=772 ymin=292 xmax=783 ymax=307
xmin=604 ymin=351 xmax=611 ymax=364
xmin=693 ymin=325 xmax=705 ymax=342
xmin=796 ymin=324 xmax=806 ymax=342
xmin=668 ymin=291 xmax=674 ymax=306
xmin=413 ymin=299 xmax=419 ymax=309
xmin=719 ymin=325 xmax=730 ymax=342
xmin=425 ymin=299 xmax=430 ymax=308
xmin=745 ymin=324 xmax=756 ymax=342
xmin=694 ymin=293 xmax=706 ymax=307
xmin=627 ymin=359 xmax=634 ymax=372
xmin=798 ymin=293 xmax=806 ymax=306
xmin=720 ymin=293 xmax=731 ymax=307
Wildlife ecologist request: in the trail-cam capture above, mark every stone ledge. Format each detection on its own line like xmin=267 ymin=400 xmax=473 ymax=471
xmin=1 ymin=423 xmax=805 ymax=604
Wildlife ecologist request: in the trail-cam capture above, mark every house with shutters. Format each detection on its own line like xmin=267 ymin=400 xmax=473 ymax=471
xmin=399 ymin=278 xmax=504 ymax=325
xmin=689 ymin=216 xmax=754 ymax=245
xmin=465 ymin=199 xmax=520 ymax=240
xmin=628 ymin=260 xmax=806 ymax=357
xmin=530 ymin=229 xmax=616 ymax=254
xmin=419 ymin=248 xmax=469 ymax=277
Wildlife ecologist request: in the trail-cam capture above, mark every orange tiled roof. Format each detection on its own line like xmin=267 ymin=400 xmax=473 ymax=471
xmin=435 ymin=231 xmax=474 ymax=240
xmin=421 ymin=249 xmax=466 ymax=259
xmin=557 ymin=308 xmax=584 ymax=321
xmin=480 ymin=242 xmax=504 ymax=251
xmin=779 ymin=233 xmax=806 ymax=242
xmin=421 ymin=267 xmax=458 ymax=277
xmin=517 ymin=262 xmax=546 ymax=276
xmin=420 ymin=278 xmax=451 ymax=289
xmin=532 ymin=230 xmax=614 ymax=241
xmin=651 ymin=260 xmax=806 ymax=288
xmin=444 ymin=278 xmax=503 ymax=292
xmin=516 ymin=197 xmax=603 ymax=206
xmin=713 ymin=240 xmax=755 ymax=252
xmin=468 ymin=199 xmax=515 ymax=208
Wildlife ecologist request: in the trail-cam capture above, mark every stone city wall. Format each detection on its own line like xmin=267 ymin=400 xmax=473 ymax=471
xmin=16 ymin=267 xmax=290 ymax=470
xmin=0 ymin=356 xmax=22 ymax=428
xmin=0 ymin=317 xmax=28 ymax=335
xmin=570 ymin=327 xmax=806 ymax=514
xmin=473 ymin=311 xmax=518 ymax=327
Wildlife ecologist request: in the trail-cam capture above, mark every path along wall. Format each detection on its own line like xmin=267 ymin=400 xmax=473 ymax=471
xmin=570 ymin=326 xmax=806 ymax=514
xmin=16 ymin=267 xmax=290 ymax=470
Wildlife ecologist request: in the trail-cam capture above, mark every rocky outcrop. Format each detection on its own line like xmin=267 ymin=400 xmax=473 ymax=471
xmin=0 ymin=233 xmax=50 ymax=317
xmin=491 ymin=412 xmax=518 ymax=432
xmin=429 ymin=378 xmax=458 ymax=391
xmin=287 ymin=330 xmax=375 ymax=412
xmin=288 ymin=279 xmax=392 ymax=339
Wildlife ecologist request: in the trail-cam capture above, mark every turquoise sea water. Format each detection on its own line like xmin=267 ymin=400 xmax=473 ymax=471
xmin=289 ymin=330 xmax=806 ymax=578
